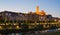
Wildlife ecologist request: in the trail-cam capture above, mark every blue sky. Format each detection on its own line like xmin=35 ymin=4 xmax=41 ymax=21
xmin=0 ymin=0 xmax=60 ymax=17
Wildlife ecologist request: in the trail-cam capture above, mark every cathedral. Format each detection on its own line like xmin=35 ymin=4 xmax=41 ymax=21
xmin=35 ymin=6 xmax=46 ymax=15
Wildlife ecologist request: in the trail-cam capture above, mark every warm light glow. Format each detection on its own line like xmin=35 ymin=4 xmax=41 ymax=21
xmin=36 ymin=6 xmax=46 ymax=15
xmin=16 ymin=26 xmax=19 ymax=29
xmin=36 ymin=6 xmax=39 ymax=13
xmin=0 ymin=26 xmax=2 ymax=29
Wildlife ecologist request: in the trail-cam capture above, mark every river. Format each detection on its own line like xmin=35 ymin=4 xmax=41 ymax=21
xmin=0 ymin=28 xmax=60 ymax=35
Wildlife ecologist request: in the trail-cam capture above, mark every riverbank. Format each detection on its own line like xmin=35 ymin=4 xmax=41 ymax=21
xmin=25 ymin=31 xmax=60 ymax=35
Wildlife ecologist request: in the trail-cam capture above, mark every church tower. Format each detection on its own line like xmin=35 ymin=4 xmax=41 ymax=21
xmin=35 ymin=6 xmax=46 ymax=15
xmin=36 ymin=6 xmax=40 ymax=13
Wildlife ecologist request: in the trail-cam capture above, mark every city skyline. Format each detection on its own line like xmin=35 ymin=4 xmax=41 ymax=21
xmin=0 ymin=0 xmax=60 ymax=17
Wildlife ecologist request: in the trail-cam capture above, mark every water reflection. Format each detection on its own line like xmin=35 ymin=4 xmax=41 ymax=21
xmin=8 ymin=33 xmax=22 ymax=35
xmin=0 ymin=28 xmax=60 ymax=35
xmin=0 ymin=33 xmax=22 ymax=35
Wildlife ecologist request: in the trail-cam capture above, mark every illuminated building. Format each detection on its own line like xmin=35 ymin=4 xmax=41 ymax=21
xmin=0 ymin=6 xmax=60 ymax=29
xmin=0 ymin=6 xmax=59 ymax=23
xmin=35 ymin=6 xmax=46 ymax=15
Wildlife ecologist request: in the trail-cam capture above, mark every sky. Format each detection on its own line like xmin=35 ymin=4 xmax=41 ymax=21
xmin=0 ymin=0 xmax=60 ymax=17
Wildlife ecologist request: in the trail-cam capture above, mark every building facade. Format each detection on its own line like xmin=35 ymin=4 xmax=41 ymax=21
xmin=0 ymin=6 xmax=59 ymax=23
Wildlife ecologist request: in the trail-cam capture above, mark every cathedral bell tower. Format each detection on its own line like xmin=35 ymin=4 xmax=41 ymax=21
xmin=36 ymin=6 xmax=39 ymax=14
xmin=36 ymin=6 xmax=46 ymax=15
